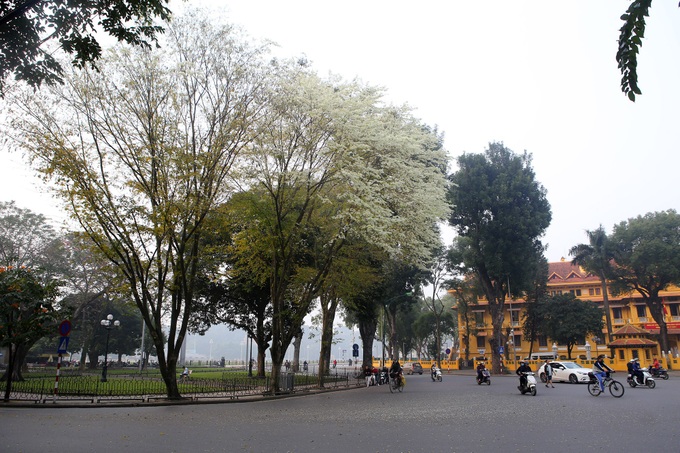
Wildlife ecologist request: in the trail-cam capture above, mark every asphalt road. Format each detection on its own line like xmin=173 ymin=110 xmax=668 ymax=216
xmin=1 ymin=371 xmax=678 ymax=453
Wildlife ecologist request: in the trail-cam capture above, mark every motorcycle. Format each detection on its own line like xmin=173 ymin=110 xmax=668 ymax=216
xmin=431 ymin=367 xmax=442 ymax=382
xmin=378 ymin=370 xmax=389 ymax=385
xmin=518 ymin=371 xmax=537 ymax=396
xmin=627 ymin=367 xmax=656 ymax=389
xmin=477 ymin=369 xmax=491 ymax=385
xmin=649 ymin=366 xmax=669 ymax=380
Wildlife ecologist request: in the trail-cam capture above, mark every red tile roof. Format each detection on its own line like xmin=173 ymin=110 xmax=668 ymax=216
xmin=548 ymin=260 xmax=601 ymax=284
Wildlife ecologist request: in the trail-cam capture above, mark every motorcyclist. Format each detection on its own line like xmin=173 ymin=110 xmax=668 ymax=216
xmin=431 ymin=362 xmax=438 ymax=379
xmin=476 ymin=361 xmax=487 ymax=383
xmin=593 ymin=354 xmax=613 ymax=392
xmin=630 ymin=357 xmax=645 ymax=384
xmin=516 ymin=361 xmax=532 ymax=390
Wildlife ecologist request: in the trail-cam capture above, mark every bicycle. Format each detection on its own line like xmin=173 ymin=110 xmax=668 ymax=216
xmin=587 ymin=372 xmax=624 ymax=398
xmin=389 ymin=372 xmax=404 ymax=393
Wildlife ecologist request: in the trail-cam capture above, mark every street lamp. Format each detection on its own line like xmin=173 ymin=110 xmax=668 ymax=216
xmin=552 ymin=342 xmax=558 ymax=359
xmin=100 ymin=314 xmax=120 ymax=382
xmin=584 ymin=341 xmax=591 ymax=360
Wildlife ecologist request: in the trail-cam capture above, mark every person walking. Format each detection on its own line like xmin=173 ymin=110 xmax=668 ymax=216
xmin=544 ymin=359 xmax=554 ymax=388
xmin=364 ymin=365 xmax=373 ymax=387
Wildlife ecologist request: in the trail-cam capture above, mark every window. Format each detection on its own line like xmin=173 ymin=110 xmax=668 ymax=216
xmin=575 ymin=289 xmax=582 ymax=296
xmin=513 ymin=335 xmax=522 ymax=347
xmin=510 ymin=310 xmax=519 ymax=327
xmin=618 ymin=349 xmax=625 ymax=360
xmin=474 ymin=312 xmax=485 ymax=326
xmin=636 ymin=305 xmax=647 ymax=319
xmin=538 ymin=336 xmax=548 ymax=347
xmin=589 ymin=288 xmax=594 ymax=296
xmin=670 ymin=304 xmax=680 ymax=317
xmin=595 ymin=288 xmax=601 ymax=296
xmin=569 ymin=289 xmax=582 ymax=296
xmin=476 ymin=336 xmax=486 ymax=348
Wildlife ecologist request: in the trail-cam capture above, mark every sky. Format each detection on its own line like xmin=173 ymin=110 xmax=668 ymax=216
xmin=2 ymin=1 xmax=679 ymax=264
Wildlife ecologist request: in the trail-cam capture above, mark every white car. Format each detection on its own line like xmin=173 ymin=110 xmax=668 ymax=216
xmin=538 ymin=361 xmax=591 ymax=384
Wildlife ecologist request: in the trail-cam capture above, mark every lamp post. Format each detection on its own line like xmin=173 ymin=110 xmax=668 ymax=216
xmin=584 ymin=341 xmax=591 ymax=360
xmin=100 ymin=314 xmax=120 ymax=382
xmin=552 ymin=342 xmax=558 ymax=359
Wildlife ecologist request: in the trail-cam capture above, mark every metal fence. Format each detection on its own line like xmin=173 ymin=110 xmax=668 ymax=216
xmin=0 ymin=370 xmax=364 ymax=404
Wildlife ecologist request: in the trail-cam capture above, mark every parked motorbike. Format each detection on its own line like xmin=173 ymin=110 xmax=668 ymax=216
xmin=518 ymin=371 xmax=537 ymax=396
xmin=627 ymin=368 xmax=656 ymax=388
xmin=649 ymin=366 xmax=669 ymax=380
xmin=431 ymin=367 xmax=442 ymax=382
xmin=378 ymin=370 xmax=389 ymax=385
xmin=477 ymin=369 xmax=491 ymax=385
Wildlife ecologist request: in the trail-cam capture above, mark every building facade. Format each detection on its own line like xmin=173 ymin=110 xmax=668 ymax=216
xmin=457 ymin=259 xmax=680 ymax=364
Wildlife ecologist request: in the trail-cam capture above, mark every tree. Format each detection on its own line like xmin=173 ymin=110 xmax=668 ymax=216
xmin=569 ymin=226 xmax=615 ymax=345
xmin=607 ymin=210 xmax=680 ymax=362
xmin=539 ymin=293 xmax=604 ymax=360
xmin=192 ymin=197 xmax=273 ymax=378
xmin=0 ymin=201 xmax=67 ymax=381
xmin=422 ymin=246 xmax=451 ymax=366
xmin=0 ymin=266 xmax=59 ymax=400
xmin=520 ymin=255 xmax=549 ymax=360
xmin=9 ymin=14 xmax=272 ymax=398
xmin=616 ymin=0 xmax=652 ymax=101
xmin=0 ymin=201 xmax=61 ymax=271
xmin=447 ymin=142 xmax=552 ymax=374
xmin=238 ymin=66 xmax=449 ymax=392
xmin=0 ymin=0 xmax=172 ymax=95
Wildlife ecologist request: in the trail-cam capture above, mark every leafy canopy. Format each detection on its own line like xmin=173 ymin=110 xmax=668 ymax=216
xmin=0 ymin=0 xmax=172 ymax=95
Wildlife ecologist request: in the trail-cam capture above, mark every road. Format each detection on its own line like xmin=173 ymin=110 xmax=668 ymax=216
xmin=1 ymin=372 xmax=679 ymax=452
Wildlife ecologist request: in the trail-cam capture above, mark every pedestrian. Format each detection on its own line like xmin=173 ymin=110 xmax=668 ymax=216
xmin=364 ymin=365 xmax=373 ymax=387
xmin=544 ymin=359 xmax=554 ymax=388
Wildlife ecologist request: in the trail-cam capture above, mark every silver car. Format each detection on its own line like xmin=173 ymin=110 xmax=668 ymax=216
xmin=538 ymin=361 xmax=591 ymax=384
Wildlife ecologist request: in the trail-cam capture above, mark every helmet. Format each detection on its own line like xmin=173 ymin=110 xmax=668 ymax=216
xmin=633 ymin=357 xmax=639 ymax=362
xmin=597 ymin=354 xmax=606 ymax=359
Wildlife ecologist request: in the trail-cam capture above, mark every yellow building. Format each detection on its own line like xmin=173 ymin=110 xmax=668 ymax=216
xmin=457 ymin=259 xmax=680 ymax=369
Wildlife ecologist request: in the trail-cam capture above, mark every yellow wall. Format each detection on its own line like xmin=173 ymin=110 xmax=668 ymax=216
xmin=454 ymin=262 xmax=680 ymax=365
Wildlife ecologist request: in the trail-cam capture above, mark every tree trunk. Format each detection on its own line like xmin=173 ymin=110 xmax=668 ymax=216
xmin=358 ymin=318 xmax=377 ymax=369
xmin=647 ymin=297 xmax=671 ymax=369
xmin=257 ymin=347 xmax=266 ymax=377
xmin=599 ymin=277 xmax=614 ymax=345
xmin=1 ymin=343 xmax=32 ymax=383
xmin=292 ymin=330 xmax=302 ymax=372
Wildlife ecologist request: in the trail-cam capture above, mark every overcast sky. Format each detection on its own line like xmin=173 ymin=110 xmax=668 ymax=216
xmin=2 ymin=1 xmax=679 ymax=263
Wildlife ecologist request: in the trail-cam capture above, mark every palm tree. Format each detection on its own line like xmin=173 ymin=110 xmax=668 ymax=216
xmin=569 ymin=225 xmax=614 ymax=345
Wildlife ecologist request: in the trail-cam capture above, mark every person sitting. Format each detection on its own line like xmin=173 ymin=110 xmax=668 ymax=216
xmin=180 ymin=366 xmax=190 ymax=382
xmin=631 ymin=357 xmax=645 ymax=384
xmin=516 ymin=361 xmax=532 ymax=390
xmin=431 ymin=362 xmax=438 ymax=378
xmin=476 ymin=362 xmax=486 ymax=383
xmin=593 ymin=355 xmax=613 ymax=392
xmin=652 ymin=357 xmax=660 ymax=370
xmin=389 ymin=358 xmax=402 ymax=385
